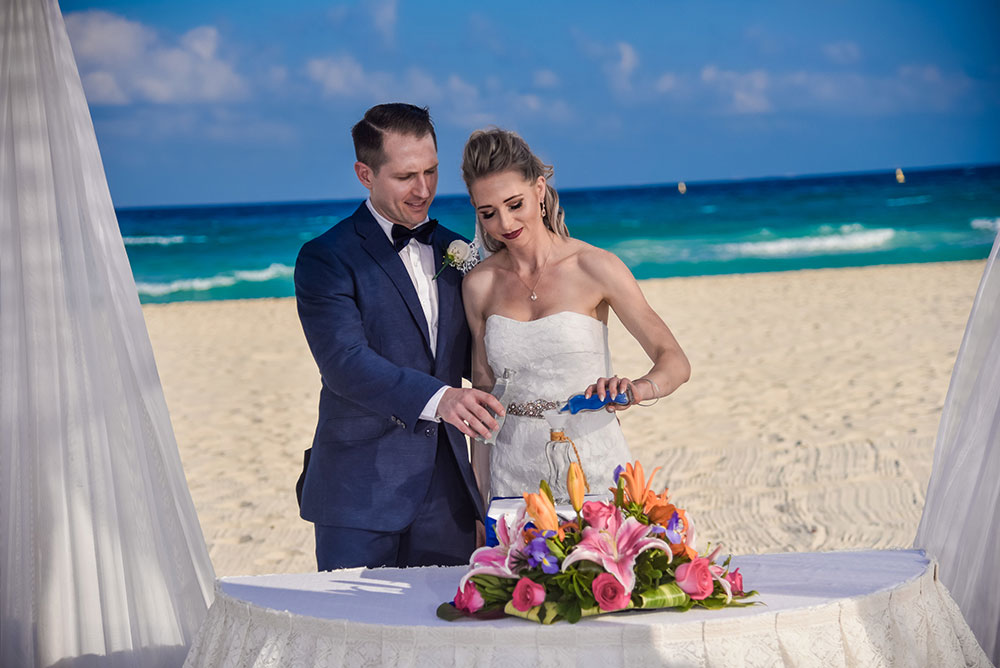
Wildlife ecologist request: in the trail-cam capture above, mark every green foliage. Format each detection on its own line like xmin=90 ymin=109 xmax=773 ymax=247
xmin=470 ymin=574 xmax=516 ymax=607
xmin=633 ymin=547 xmax=672 ymax=592
xmin=638 ymin=582 xmax=690 ymax=610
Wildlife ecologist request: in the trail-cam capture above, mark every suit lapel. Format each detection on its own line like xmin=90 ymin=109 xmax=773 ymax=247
xmin=433 ymin=232 xmax=460 ymax=368
xmin=355 ymin=207 xmax=432 ymax=353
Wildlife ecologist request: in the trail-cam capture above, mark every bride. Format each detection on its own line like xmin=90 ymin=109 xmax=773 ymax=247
xmin=460 ymin=128 xmax=691 ymax=503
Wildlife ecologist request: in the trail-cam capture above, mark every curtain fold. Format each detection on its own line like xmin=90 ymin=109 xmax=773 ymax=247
xmin=1 ymin=0 xmax=215 ymax=666
xmin=915 ymin=231 xmax=1000 ymax=665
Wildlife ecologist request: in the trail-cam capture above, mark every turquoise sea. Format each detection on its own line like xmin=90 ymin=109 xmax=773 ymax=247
xmin=119 ymin=164 xmax=1000 ymax=304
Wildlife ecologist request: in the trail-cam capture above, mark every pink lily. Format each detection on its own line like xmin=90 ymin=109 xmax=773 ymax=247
xmin=460 ymin=506 xmax=530 ymax=588
xmin=705 ymin=545 xmax=733 ymax=604
xmin=561 ymin=510 xmax=670 ymax=592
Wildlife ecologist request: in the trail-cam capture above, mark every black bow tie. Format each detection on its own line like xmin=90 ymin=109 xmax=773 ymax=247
xmin=391 ymin=219 xmax=438 ymax=251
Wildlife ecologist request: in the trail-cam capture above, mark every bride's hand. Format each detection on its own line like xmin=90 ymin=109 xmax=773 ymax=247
xmin=584 ymin=376 xmax=637 ymax=412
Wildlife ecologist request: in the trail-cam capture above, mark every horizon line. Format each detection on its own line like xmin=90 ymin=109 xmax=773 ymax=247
xmin=115 ymin=160 xmax=1000 ymax=212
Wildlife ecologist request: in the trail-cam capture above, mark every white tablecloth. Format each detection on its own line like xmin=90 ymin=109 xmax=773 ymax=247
xmin=184 ymin=549 xmax=991 ymax=667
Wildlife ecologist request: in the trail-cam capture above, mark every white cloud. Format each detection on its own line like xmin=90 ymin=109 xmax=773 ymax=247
xmin=606 ymin=42 xmax=639 ymax=93
xmin=533 ymin=69 xmax=559 ymax=88
xmin=655 ymin=73 xmax=678 ymax=93
xmin=701 ymin=65 xmax=772 ymax=113
xmin=64 ymin=11 xmax=154 ymax=66
xmin=571 ymin=31 xmax=644 ymax=98
xmin=823 ymin=41 xmax=862 ymax=66
xmin=371 ymin=0 xmax=398 ymax=44
xmin=694 ymin=63 xmax=974 ymax=116
xmin=305 ymin=54 xmax=570 ymax=127
xmin=306 ymin=56 xmax=443 ymax=104
xmin=81 ymin=71 xmax=129 ymax=105
xmin=181 ymin=26 xmax=218 ymax=60
xmin=307 ymin=55 xmax=369 ymax=97
xmin=617 ymin=42 xmax=639 ymax=78
xmin=65 ymin=11 xmax=246 ymax=105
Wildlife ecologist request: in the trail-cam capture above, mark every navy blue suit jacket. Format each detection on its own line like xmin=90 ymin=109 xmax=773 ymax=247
xmin=294 ymin=203 xmax=483 ymax=531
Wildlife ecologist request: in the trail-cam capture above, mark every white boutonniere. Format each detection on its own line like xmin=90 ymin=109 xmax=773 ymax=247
xmin=434 ymin=239 xmax=480 ymax=279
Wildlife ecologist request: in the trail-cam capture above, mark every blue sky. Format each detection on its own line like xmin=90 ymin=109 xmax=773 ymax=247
xmin=61 ymin=0 xmax=1000 ymax=207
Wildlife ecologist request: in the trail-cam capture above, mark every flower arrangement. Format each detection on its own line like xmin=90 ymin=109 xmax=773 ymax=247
xmin=434 ymin=239 xmax=479 ymax=279
xmin=438 ymin=461 xmax=758 ymax=624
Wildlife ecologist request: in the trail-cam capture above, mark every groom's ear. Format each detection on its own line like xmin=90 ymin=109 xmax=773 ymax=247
xmin=355 ymin=161 xmax=374 ymax=190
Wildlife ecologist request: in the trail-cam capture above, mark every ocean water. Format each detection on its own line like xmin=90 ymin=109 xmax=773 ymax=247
xmin=119 ymin=164 xmax=1000 ymax=304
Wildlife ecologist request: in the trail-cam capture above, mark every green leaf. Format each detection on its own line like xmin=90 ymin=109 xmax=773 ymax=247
xmin=436 ymin=602 xmax=466 ymax=621
xmin=503 ymin=600 xmax=563 ymax=624
xmin=558 ymin=599 xmax=583 ymax=624
xmin=546 ymin=537 xmax=567 ymax=559
xmin=638 ymin=582 xmax=690 ymax=610
xmin=694 ymin=596 xmax=729 ymax=610
xmin=539 ymin=479 xmax=555 ymax=505
xmin=435 ymin=602 xmax=508 ymax=621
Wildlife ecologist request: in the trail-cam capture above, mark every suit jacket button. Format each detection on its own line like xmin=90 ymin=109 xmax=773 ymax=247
xmin=425 ymin=426 xmax=436 ymax=437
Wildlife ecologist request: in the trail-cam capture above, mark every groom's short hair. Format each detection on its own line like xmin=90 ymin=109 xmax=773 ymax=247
xmin=352 ymin=103 xmax=437 ymax=172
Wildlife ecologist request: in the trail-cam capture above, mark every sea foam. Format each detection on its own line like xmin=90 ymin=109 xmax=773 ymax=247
xmin=123 ymin=235 xmax=203 ymax=246
xmin=970 ymin=217 xmax=1000 ymax=232
xmin=136 ymin=263 xmax=293 ymax=296
xmin=720 ymin=228 xmax=895 ymax=258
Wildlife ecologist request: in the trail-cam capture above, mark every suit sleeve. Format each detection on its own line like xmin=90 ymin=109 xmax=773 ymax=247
xmin=294 ymin=240 xmax=445 ymax=432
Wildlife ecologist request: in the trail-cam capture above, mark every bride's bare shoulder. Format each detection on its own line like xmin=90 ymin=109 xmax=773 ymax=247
xmin=463 ymin=251 xmax=506 ymax=294
xmin=565 ymin=238 xmax=628 ymax=274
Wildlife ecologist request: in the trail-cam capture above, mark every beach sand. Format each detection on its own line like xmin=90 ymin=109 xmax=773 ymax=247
xmin=142 ymin=260 xmax=985 ymax=576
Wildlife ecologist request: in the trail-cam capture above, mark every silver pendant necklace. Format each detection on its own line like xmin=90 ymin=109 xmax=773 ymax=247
xmin=513 ymin=240 xmax=554 ymax=302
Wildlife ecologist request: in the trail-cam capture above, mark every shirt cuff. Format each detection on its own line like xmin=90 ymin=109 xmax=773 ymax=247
xmin=419 ymin=385 xmax=449 ymax=423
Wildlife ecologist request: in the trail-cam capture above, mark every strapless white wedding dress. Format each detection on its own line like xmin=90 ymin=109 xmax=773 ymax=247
xmin=484 ymin=311 xmax=633 ymax=498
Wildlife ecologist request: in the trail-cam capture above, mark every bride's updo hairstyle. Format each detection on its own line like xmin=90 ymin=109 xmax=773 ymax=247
xmin=461 ymin=128 xmax=569 ymax=253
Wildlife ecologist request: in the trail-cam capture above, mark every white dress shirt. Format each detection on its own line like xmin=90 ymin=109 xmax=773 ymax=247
xmin=366 ymin=199 xmax=447 ymax=422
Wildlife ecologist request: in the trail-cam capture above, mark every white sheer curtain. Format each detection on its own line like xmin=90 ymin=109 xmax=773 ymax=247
xmin=0 ymin=0 xmax=215 ymax=666
xmin=915 ymin=232 xmax=1000 ymax=665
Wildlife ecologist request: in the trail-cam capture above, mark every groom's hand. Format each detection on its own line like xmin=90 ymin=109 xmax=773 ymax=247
xmin=437 ymin=388 xmax=504 ymax=438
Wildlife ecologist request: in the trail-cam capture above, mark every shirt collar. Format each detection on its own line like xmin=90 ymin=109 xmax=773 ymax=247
xmin=366 ymin=198 xmax=430 ymax=246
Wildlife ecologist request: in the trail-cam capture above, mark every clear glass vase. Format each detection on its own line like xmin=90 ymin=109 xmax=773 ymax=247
xmin=545 ymin=429 xmax=573 ymax=504
xmin=483 ymin=368 xmax=515 ymax=446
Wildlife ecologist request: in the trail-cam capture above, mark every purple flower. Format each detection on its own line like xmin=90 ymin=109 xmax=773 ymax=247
xmin=665 ymin=511 xmax=682 ymax=544
xmin=649 ymin=524 xmax=667 ymax=535
xmin=526 ymin=536 xmax=559 ymax=574
xmin=613 ymin=464 xmax=625 ymax=484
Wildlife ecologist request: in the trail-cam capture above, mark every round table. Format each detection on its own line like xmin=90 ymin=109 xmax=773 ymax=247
xmin=183 ymin=549 xmax=990 ymax=667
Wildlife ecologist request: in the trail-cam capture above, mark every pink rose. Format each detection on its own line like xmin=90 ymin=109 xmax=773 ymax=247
xmin=453 ymin=580 xmax=484 ymax=614
xmin=511 ymin=577 xmax=546 ymax=612
xmin=592 ymin=572 xmax=630 ymax=612
xmin=581 ymin=500 xmax=617 ymax=531
xmin=675 ymin=557 xmax=715 ymax=600
xmin=725 ymin=567 xmax=744 ymax=596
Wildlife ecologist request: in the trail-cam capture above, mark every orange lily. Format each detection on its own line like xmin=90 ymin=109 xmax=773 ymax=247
xmin=616 ymin=461 xmax=663 ymax=511
xmin=646 ymin=501 xmax=678 ymax=527
xmin=567 ymin=461 xmax=586 ymax=513
xmin=523 ymin=489 xmax=564 ymax=540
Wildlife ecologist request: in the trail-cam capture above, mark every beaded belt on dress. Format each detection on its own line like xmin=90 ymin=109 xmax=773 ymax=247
xmin=506 ymin=399 xmax=560 ymax=418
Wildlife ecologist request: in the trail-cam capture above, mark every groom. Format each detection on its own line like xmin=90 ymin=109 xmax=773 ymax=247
xmin=294 ymin=103 xmax=503 ymax=571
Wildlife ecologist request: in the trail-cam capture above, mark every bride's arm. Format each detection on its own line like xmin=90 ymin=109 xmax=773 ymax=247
xmin=586 ymin=248 xmax=691 ymax=405
xmin=462 ymin=267 xmax=496 ymax=506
